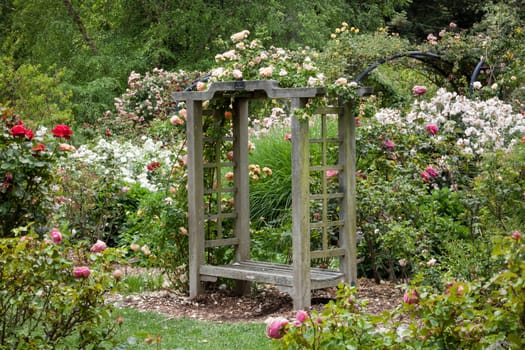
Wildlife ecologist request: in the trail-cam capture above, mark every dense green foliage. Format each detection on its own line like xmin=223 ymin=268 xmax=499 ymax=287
xmin=0 ymin=230 xmax=125 ymax=349
xmin=1 ymin=1 xmax=525 ymax=348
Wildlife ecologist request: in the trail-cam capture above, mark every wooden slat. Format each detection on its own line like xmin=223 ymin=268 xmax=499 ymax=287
xmin=203 ymin=162 xmax=234 ymax=168
xmin=310 ymin=248 xmax=346 ymax=259
xmin=203 ymin=188 xmax=235 ymax=195
xmin=309 ymin=137 xmax=340 ymax=143
xmin=199 ymin=261 xmax=344 ymax=288
xmin=310 ymin=220 xmax=344 ymax=229
xmin=309 ymin=165 xmax=344 ymax=172
xmin=205 ymin=237 xmax=239 ymax=248
xmin=309 ymin=193 xmax=344 ymax=200
xmin=205 ymin=213 xmax=236 ymax=220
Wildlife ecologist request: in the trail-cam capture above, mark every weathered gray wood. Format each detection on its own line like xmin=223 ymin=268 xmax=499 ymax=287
xmin=338 ymin=101 xmax=358 ymax=285
xmin=291 ymin=97 xmax=311 ymax=310
xmin=233 ymin=98 xmax=251 ymax=295
xmin=199 ymin=261 xmax=344 ymax=288
xmin=187 ymin=100 xmax=205 ymax=298
xmin=172 ymin=80 xmax=325 ymax=102
xmin=204 ymin=237 xmax=240 ymax=248
xmin=175 ymin=81 xmax=362 ymax=310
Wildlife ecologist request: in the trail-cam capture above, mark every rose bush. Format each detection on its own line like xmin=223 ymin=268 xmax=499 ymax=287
xmin=271 ymin=230 xmax=524 ymax=349
xmin=0 ymin=105 xmax=74 ymax=237
xmin=0 ymin=227 xmax=126 ymax=349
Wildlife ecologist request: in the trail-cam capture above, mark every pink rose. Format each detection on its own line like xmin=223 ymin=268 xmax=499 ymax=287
xmin=73 ymin=266 xmax=91 ymax=279
xmin=49 ymin=228 xmax=62 ymax=244
xmin=284 ymin=134 xmax=292 ymax=141
xmin=325 ymin=169 xmax=339 ymax=179
xmin=296 ymin=310 xmax=309 ymax=324
xmin=113 ymin=269 xmax=123 ymax=279
xmin=412 ymin=85 xmax=428 ymax=96
xmin=403 ymin=289 xmax=419 ymax=304
xmin=420 ymin=171 xmax=431 ymax=183
xmin=383 ymin=139 xmax=395 ymax=150
xmin=90 ymin=239 xmax=107 ymax=253
xmin=512 ymin=230 xmax=522 ymax=240
xmin=426 ymin=124 xmax=438 ymax=135
xmin=265 ymin=317 xmax=289 ymax=339
xmin=425 ymin=166 xmax=439 ymax=178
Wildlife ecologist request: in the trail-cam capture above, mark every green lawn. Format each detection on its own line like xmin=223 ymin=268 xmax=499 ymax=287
xmin=112 ymin=308 xmax=273 ymax=350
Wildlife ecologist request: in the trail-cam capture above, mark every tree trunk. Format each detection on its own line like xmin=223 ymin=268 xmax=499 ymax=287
xmin=62 ymin=0 xmax=98 ymax=54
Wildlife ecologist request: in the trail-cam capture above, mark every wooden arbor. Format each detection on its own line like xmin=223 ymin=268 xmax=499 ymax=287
xmin=172 ymin=80 xmax=360 ymax=310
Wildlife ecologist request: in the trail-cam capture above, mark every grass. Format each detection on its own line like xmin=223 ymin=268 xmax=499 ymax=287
xmin=112 ymin=308 xmax=273 ymax=350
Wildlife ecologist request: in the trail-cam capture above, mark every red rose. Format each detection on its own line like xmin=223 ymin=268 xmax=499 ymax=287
xmin=24 ymin=129 xmax=34 ymax=140
xmin=51 ymin=124 xmax=73 ymax=139
xmin=10 ymin=125 xmax=27 ymax=138
xmin=31 ymin=143 xmax=46 ymax=152
xmin=146 ymin=161 xmax=161 ymax=172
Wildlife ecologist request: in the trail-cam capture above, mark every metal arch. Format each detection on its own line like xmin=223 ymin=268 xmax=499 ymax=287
xmin=352 ymin=51 xmax=454 ymax=84
xmin=468 ymin=59 xmax=485 ymax=95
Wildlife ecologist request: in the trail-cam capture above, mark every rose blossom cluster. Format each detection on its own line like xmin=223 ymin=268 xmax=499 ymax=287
xmin=42 ymin=228 xmax=118 ymax=280
xmin=63 ymin=136 xmax=177 ymax=192
xmin=375 ymin=88 xmax=525 ymax=155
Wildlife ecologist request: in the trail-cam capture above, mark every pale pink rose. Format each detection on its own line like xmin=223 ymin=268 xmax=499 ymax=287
xmin=412 ymin=85 xmax=427 ymax=96
xmin=232 ymin=69 xmax=243 ymax=79
xmin=225 ymin=172 xmax=234 ymax=182
xmin=449 ymin=22 xmax=457 ymax=29
xmin=335 ymin=77 xmax=348 ymax=85
xmin=90 ymin=239 xmax=107 ymax=253
xmin=113 ymin=269 xmax=123 ymax=279
xmin=170 ymin=115 xmax=184 ymax=125
xmin=179 ymin=227 xmax=188 ymax=236
xmin=259 ymin=66 xmax=274 ymax=78
xmin=426 ymin=258 xmax=437 ymax=267
xmin=49 ymin=228 xmax=62 ymax=244
xmin=284 ymin=134 xmax=292 ymax=141
xmin=60 ymin=143 xmax=76 ymax=152
xmin=73 ymin=266 xmax=91 ymax=279
xmin=427 ymin=33 xmax=438 ymax=45
xmin=325 ymin=169 xmax=339 ymax=179
xmin=512 ymin=230 xmax=522 ymax=240
xmin=178 ymin=109 xmax=187 ymax=119
xmin=196 ymin=82 xmax=206 ymax=91
xmin=262 ymin=167 xmax=272 ymax=176
xmin=141 ymin=245 xmax=151 ymax=255
xmin=230 ymin=30 xmax=250 ymax=43
xmin=398 ymin=259 xmax=407 ymax=267
xmin=130 ymin=243 xmax=140 ymax=252
xmin=265 ymin=317 xmax=289 ymax=339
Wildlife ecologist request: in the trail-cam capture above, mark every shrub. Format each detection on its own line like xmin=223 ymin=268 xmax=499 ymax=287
xmin=0 ymin=228 xmax=125 ymax=349
xmin=271 ymin=230 xmax=525 ymax=349
xmin=0 ymin=106 xmax=74 ymax=237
